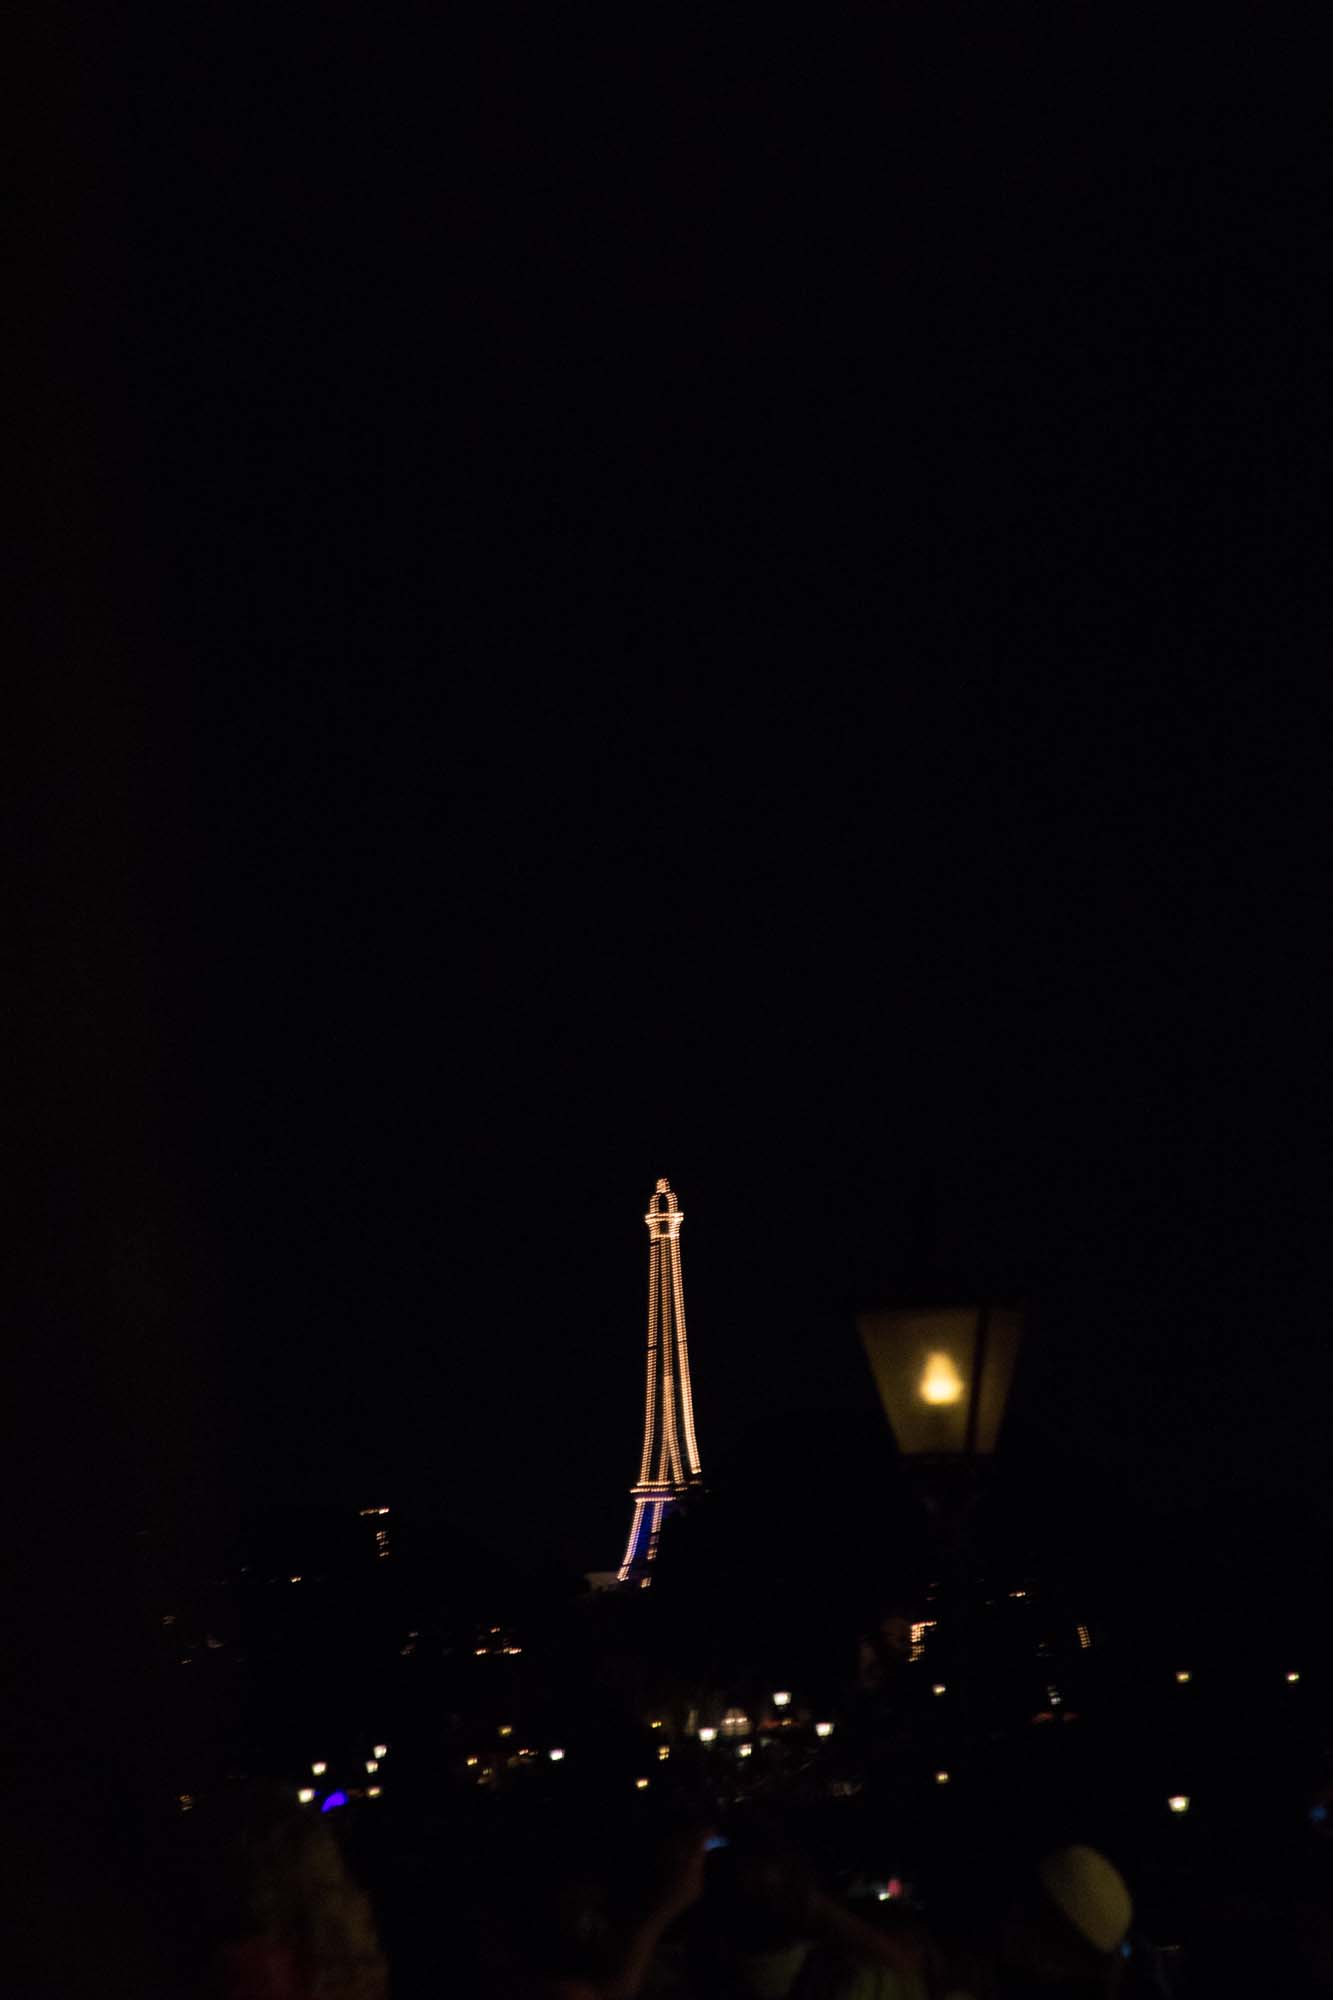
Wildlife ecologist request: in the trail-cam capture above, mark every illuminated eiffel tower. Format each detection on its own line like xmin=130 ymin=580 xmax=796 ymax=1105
xmin=618 ymin=1179 xmax=704 ymax=1585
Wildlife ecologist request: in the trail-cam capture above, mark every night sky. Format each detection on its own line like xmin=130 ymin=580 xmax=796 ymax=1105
xmin=23 ymin=15 xmax=1329 ymax=1597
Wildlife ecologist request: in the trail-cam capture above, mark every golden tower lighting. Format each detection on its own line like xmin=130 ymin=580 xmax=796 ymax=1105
xmin=619 ymin=1179 xmax=704 ymax=1584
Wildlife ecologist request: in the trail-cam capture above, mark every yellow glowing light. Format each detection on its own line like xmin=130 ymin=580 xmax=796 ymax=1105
xmin=698 ymin=1726 xmax=717 ymax=1743
xmin=932 ymin=1684 xmax=946 ymax=1696
xmin=373 ymin=1743 xmax=387 ymax=1758
xmin=650 ymin=1718 xmax=663 ymax=1728
xmin=814 ymin=1721 xmax=834 ymax=1738
xmin=635 ymin=1777 xmax=650 ymax=1789
xmin=1286 ymin=1671 xmax=1301 ymax=1683
xmin=466 ymin=1756 xmax=478 ymax=1767
xmin=178 ymin=1793 xmax=194 ymax=1811
xmin=311 ymin=1762 xmax=327 ymax=1776
xmin=298 ymin=1787 xmax=316 ymax=1804
xmin=498 ymin=1725 xmax=513 ymax=1738
xmin=1077 ymin=1624 xmax=1091 ymax=1649
xmin=934 ymin=1770 xmax=950 ymax=1785
xmin=1168 ymin=1795 xmax=1190 ymax=1814
xmin=657 ymin=1745 xmax=669 ymax=1761
xmin=365 ymin=1759 xmax=379 ymax=1773
xmin=1175 ymin=1671 xmax=1191 ymax=1684
xmin=549 ymin=1747 xmax=565 ymax=1761
xmin=289 ymin=1575 xmax=302 ymax=1584
xmin=918 ymin=1353 xmax=964 ymax=1405
xmin=367 ymin=1785 xmax=382 ymax=1797
xmin=738 ymin=1742 xmax=753 ymax=1757
xmin=773 ymin=1690 xmax=792 ymax=1707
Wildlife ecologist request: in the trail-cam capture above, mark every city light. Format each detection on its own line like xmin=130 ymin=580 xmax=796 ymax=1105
xmin=657 ymin=1746 xmax=669 ymax=1761
xmin=298 ymin=1788 xmax=316 ymax=1804
xmin=1077 ymin=1625 xmax=1092 ymax=1649
xmin=373 ymin=1744 xmax=387 ymax=1759
xmin=935 ymin=1770 xmax=950 ymax=1785
xmin=466 ymin=1757 xmax=478 ymax=1768
xmin=635 ymin=1777 xmax=649 ymax=1789
xmin=367 ymin=1786 xmax=382 ymax=1798
xmin=1175 ymin=1671 xmax=1191 ymax=1684
xmin=498 ymin=1725 xmax=513 ymax=1738
xmin=650 ymin=1718 xmax=663 ymax=1728
xmin=311 ymin=1762 xmax=327 ymax=1776
xmin=738 ymin=1743 xmax=753 ymax=1758
xmin=698 ymin=1727 xmax=717 ymax=1743
xmin=365 ymin=1760 xmax=379 ymax=1773
xmin=773 ymin=1691 xmax=791 ymax=1707
xmin=1286 ymin=1672 xmax=1301 ymax=1684
xmin=549 ymin=1748 xmax=565 ymax=1762
xmin=814 ymin=1722 xmax=834 ymax=1738
xmin=1167 ymin=1795 xmax=1190 ymax=1814
xmin=932 ymin=1684 xmax=946 ymax=1697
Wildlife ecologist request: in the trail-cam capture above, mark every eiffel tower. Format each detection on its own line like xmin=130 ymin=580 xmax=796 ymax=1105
xmin=618 ymin=1179 xmax=703 ymax=1585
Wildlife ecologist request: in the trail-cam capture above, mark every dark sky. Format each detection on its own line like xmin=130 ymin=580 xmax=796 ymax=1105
xmin=24 ymin=13 xmax=1329 ymax=1588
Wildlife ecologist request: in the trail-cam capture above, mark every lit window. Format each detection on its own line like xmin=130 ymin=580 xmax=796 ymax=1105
xmin=1167 ymin=1795 xmax=1190 ymax=1814
xmin=814 ymin=1721 xmax=834 ymax=1738
xmin=738 ymin=1742 xmax=753 ymax=1758
xmin=1286 ymin=1671 xmax=1301 ymax=1684
xmin=934 ymin=1770 xmax=950 ymax=1785
xmin=367 ymin=1785 xmax=382 ymax=1797
xmin=650 ymin=1718 xmax=663 ymax=1728
xmin=549 ymin=1748 xmax=565 ymax=1761
xmin=298 ymin=1788 xmax=316 ymax=1804
xmin=932 ymin=1684 xmax=946 ymax=1697
xmin=373 ymin=1744 xmax=387 ymax=1759
xmin=1175 ymin=1670 xmax=1191 ymax=1684
xmin=634 ymin=1777 xmax=649 ymax=1789
xmin=311 ymin=1762 xmax=327 ymax=1776
xmin=657 ymin=1746 xmax=669 ymax=1761
xmin=498 ymin=1725 xmax=513 ymax=1738
xmin=365 ymin=1759 xmax=378 ymax=1773
xmin=698 ymin=1726 xmax=717 ymax=1743
xmin=772 ymin=1690 xmax=792 ymax=1707
xmin=466 ymin=1756 xmax=478 ymax=1767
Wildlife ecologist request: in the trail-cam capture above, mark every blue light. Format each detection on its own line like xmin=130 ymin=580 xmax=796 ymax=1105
xmin=1310 ymin=1804 xmax=1328 ymax=1825
xmin=320 ymin=1790 xmax=348 ymax=1813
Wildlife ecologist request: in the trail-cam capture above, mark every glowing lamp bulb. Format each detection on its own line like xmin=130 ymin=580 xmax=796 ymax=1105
xmin=1167 ymin=1795 xmax=1190 ymax=1814
xmin=466 ymin=1756 xmax=478 ymax=1767
xmin=814 ymin=1721 xmax=834 ymax=1738
xmin=919 ymin=1353 xmax=964 ymax=1405
xmin=1175 ymin=1670 xmax=1191 ymax=1684
xmin=772 ymin=1690 xmax=791 ymax=1707
xmin=373 ymin=1743 xmax=387 ymax=1758
xmin=698 ymin=1726 xmax=717 ymax=1742
xmin=650 ymin=1718 xmax=663 ymax=1729
xmin=635 ymin=1777 xmax=649 ymax=1790
xmin=932 ymin=1684 xmax=946 ymax=1697
xmin=1286 ymin=1672 xmax=1300 ymax=1684
xmin=934 ymin=1770 xmax=950 ymax=1785
xmin=549 ymin=1747 xmax=565 ymax=1761
xmin=297 ymin=1787 xmax=316 ymax=1804
xmin=311 ymin=1762 xmax=327 ymax=1776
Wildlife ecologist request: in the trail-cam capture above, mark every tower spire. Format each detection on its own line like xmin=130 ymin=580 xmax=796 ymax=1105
xmin=618 ymin=1178 xmax=703 ymax=1585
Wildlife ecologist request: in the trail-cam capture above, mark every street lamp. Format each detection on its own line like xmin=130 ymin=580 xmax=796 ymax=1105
xmin=857 ymin=1289 xmax=1023 ymax=1761
xmin=856 ymin=1295 xmax=1023 ymax=1464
